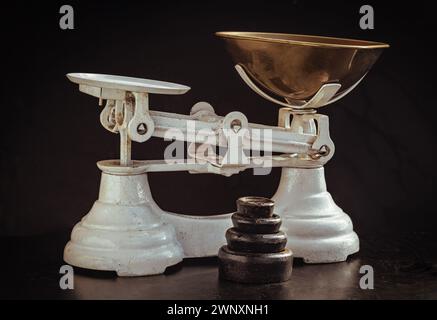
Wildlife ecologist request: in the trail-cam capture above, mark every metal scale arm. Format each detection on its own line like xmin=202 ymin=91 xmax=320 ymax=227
xmin=67 ymin=73 xmax=336 ymax=176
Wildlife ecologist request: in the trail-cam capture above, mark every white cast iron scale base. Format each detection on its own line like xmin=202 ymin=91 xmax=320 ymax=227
xmin=64 ymin=164 xmax=358 ymax=276
xmin=64 ymin=170 xmax=184 ymax=276
xmin=274 ymin=167 xmax=359 ymax=263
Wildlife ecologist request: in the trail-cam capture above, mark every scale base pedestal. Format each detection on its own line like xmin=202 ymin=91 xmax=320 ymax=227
xmin=273 ymin=167 xmax=359 ymax=263
xmin=64 ymin=171 xmax=184 ymax=276
xmin=64 ymin=165 xmax=359 ymax=276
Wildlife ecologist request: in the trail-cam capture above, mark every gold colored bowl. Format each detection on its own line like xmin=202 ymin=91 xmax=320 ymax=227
xmin=216 ymin=32 xmax=389 ymax=105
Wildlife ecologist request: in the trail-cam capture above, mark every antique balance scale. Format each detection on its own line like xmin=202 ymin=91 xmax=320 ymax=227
xmin=64 ymin=32 xmax=388 ymax=276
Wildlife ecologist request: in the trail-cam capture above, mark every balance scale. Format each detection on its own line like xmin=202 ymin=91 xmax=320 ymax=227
xmin=64 ymin=32 xmax=388 ymax=276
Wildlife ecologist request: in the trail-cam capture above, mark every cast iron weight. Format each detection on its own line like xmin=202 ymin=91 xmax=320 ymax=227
xmin=218 ymin=196 xmax=293 ymax=284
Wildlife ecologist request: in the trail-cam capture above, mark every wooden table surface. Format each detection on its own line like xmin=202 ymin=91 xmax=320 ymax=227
xmin=1 ymin=231 xmax=436 ymax=300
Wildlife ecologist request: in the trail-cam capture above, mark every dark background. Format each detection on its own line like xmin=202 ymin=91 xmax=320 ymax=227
xmin=0 ymin=0 xmax=435 ymax=238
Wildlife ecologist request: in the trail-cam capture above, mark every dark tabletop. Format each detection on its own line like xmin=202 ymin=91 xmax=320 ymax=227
xmin=1 ymin=231 xmax=436 ymax=300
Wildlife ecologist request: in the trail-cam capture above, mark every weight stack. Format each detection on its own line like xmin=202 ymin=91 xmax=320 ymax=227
xmin=218 ymin=196 xmax=293 ymax=284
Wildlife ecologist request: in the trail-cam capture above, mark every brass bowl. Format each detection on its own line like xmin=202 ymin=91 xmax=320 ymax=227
xmin=216 ymin=32 xmax=389 ymax=106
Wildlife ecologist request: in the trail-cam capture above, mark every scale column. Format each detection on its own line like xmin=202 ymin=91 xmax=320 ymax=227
xmin=115 ymin=99 xmax=132 ymax=166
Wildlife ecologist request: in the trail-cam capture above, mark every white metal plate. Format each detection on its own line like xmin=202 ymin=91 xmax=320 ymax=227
xmin=67 ymin=73 xmax=190 ymax=95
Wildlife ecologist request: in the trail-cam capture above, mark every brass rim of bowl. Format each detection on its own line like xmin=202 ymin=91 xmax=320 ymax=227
xmin=215 ymin=31 xmax=389 ymax=49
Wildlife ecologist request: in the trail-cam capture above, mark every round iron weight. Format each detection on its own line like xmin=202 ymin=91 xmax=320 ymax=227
xmin=218 ymin=246 xmax=293 ymax=284
xmin=236 ymin=196 xmax=275 ymax=218
xmin=226 ymin=228 xmax=287 ymax=253
xmin=231 ymin=212 xmax=282 ymax=234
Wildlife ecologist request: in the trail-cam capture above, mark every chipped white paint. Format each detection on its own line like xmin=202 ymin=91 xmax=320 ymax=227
xmin=273 ymin=167 xmax=359 ymax=263
xmin=64 ymin=171 xmax=184 ymax=276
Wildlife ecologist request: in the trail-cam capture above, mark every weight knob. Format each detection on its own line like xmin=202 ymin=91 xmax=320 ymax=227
xmin=236 ymin=196 xmax=275 ymax=218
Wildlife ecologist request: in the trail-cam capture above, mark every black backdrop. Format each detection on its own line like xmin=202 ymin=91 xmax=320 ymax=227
xmin=0 ymin=0 xmax=435 ymax=237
